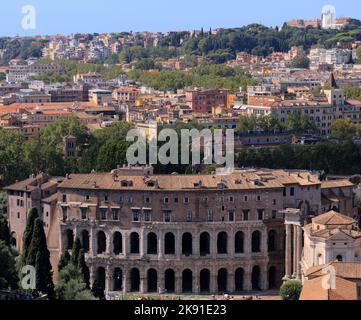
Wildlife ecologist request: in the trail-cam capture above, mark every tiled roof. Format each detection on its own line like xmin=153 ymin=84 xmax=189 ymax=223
xmin=312 ymin=210 xmax=355 ymax=226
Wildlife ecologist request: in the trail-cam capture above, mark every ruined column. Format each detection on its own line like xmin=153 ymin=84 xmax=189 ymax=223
xmin=284 ymin=224 xmax=292 ymax=279
xmin=296 ymin=226 xmax=302 ymax=280
xmin=292 ymin=225 xmax=297 ymax=278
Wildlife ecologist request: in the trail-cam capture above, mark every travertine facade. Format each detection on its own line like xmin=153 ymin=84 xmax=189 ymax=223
xmin=5 ymin=168 xmax=356 ymax=294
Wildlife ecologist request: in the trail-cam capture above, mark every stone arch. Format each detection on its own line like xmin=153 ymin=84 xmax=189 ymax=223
xmin=252 ymin=230 xmax=261 ymax=253
xmin=113 ymin=232 xmax=122 ymax=255
xmin=268 ymin=266 xmax=276 ymax=289
xmin=97 ymin=231 xmax=106 ymax=254
xmin=66 ymin=229 xmax=74 ymax=250
xmin=164 ymin=232 xmax=175 ymax=255
xmin=336 ymin=254 xmax=343 ymax=262
xmin=165 ymin=269 xmax=175 ymax=293
xmin=130 ymin=268 xmax=140 ymax=292
xmin=235 ymin=231 xmax=244 ymax=253
xmin=96 ymin=267 xmax=106 ymax=291
xmin=81 ymin=230 xmax=90 ymax=253
xmin=113 ymin=268 xmax=122 ymax=291
xmin=217 ymin=268 xmax=228 ymax=293
xmin=268 ymin=230 xmax=276 ymax=252
xmin=217 ymin=232 xmax=228 ymax=254
xmin=10 ymin=231 xmax=17 ymax=248
xmin=235 ymin=268 xmax=244 ymax=292
xmin=147 ymin=268 xmax=158 ymax=293
xmin=252 ymin=266 xmax=261 ymax=291
xmin=200 ymin=269 xmax=210 ymax=293
xmin=182 ymin=269 xmax=193 ymax=293
xmin=130 ymin=232 xmax=140 ymax=254
xmin=200 ymin=232 xmax=210 ymax=256
xmin=182 ymin=233 xmax=193 ymax=256
xmin=147 ymin=232 xmax=158 ymax=255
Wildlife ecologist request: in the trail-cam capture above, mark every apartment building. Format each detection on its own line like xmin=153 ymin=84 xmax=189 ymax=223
xmin=185 ymin=88 xmax=230 ymax=113
xmin=5 ymin=168 xmax=356 ymax=294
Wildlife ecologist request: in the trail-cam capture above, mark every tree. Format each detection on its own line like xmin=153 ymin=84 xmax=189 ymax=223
xmin=237 ymin=114 xmax=258 ymax=132
xmin=285 ymin=110 xmax=316 ymax=133
xmin=91 ymin=279 xmax=105 ymax=300
xmin=77 ymin=249 xmax=90 ymax=289
xmin=291 ymin=55 xmax=310 ymax=69
xmin=356 ymin=45 xmax=361 ymax=61
xmin=20 ymin=207 xmax=39 ymax=267
xmin=330 ymin=118 xmax=358 ymax=141
xmin=0 ymin=214 xmax=10 ymax=246
xmin=279 ymin=280 xmax=302 ymax=300
xmin=58 ymin=251 xmax=71 ymax=273
xmin=0 ymin=240 xmax=18 ymax=290
xmin=71 ymin=237 xmax=81 ymax=265
xmin=27 ymin=218 xmax=55 ymax=298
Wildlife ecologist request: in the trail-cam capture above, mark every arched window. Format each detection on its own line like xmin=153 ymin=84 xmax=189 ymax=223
xmin=217 ymin=232 xmax=228 ymax=254
xmin=96 ymin=267 xmax=106 ymax=291
xmin=165 ymin=269 xmax=175 ymax=293
xmin=268 ymin=230 xmax=276 ymax=252
xmin=235 ymin=231 xmax=244 ymax=253
xmin=113 ymin=232 xmax=122 ymax=255
xmin=130 ymin=268 xmax=140 ymax=292
xmin=217 ymin=268 xmax=228 ymax=293
xmin=147 ymin=269 xmax=158 ymax=293
xmin=235 ymin=268 xmax=244 ymax=292
xmin=252 ymin=266 xmax=261 ymax=291
xmin=182 ymin=269 xmax=193 ymax=293
xmin=130 ymin=232 xmax=140 ymax=254
xmin=336 ymin=255 xmax=343 ymax=262
xmin=200 ymin=269 xmax=210 ymax=293
xmin=147 ymin=232 xmax=157 ymax=255
xmin=81 ymin=230 xmax=90 ymax=253
xmin=164 ymin=232 xmax=175 ymax=255
xmin=113 ymin=268 xmax=122 ymax=291
xmin=10 ymin=232 xmax=17 ymax=248
xmin=252 ymin=231 xmax=261 ymax=253
xmin=182 ymin=233 xmax=193 ymax=256
xmin=200 ymin=232 xmax=210 ymax=256
xmin=66 ymin=229 xmax=74 ymax=250
xmin=97 ymin=231 xmax=106 ymax=254
xmin=268 ymin=266 xmax=276 ymax=289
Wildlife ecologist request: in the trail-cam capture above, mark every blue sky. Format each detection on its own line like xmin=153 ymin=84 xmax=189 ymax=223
xmin=1 ymin=0 xmax=361 ymax=36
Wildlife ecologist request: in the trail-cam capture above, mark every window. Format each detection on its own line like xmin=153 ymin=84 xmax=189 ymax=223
xmin=164 ymin=211 xmax=171 ymax=222
xmin=257 ymin=195 xmax=261 ymax=201
xmin=145 ymin=196 xmax=151 ymax=204
xmin=229 ymin=196 xmax=234 ymax=203
xmin=133 ymin=211 xmax=140 ymax=222
xmin=127 ymin=196 xmax=133 ymax=204
xmin=104 ymin=195 xmax=108 ymax=202
xmin=244 ymin=195 xmax=248 ymax=202
xmin=144 ymin=211 xmax=151 ymax=222
xmin=186 ymin=210 xmax=193 ymax=222
xmin=100 ymin=208 xmax=107 ymax=220
xmin=257 ymin=209 xmax=264 ymax=220
xmin=62 ymin=194 xmax=67 ymax=202
xmin=119 ymin=196 xmax=123 ymax=203
xmin=272 ymin=210 xmax=277 ymax=219
xmin=184 ymin=197 xmax=189 ymax=204
xmin=85 ymin=195 xmax=90 ymax=201
xmin=112 ymin=209 xmax=119 ymax=221
xmin=273 ymin=199 xmax=276 ymax=205
xmin=17 ymin=212 xmax=20 ymax=219
xmin=163 ymin=197 xmax=169 ymax=204
xmin=290 ymin=187 xmax=295 ymax=197
xmin=81 ymin=208 xmax=87 ymax=220
xmin=207 ymin=210 xmax=213 ymax=222
xmin=174 ymin=197 xmax=179 ymax=204
xmin=283 ymin=188 xmax=286 ymax=197
xmin=243 ymin=210 xmax=249 ymax=221
xmin=229 ymin=211 xmax=234 ymax=222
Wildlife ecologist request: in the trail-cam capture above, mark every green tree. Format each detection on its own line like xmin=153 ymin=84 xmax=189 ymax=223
xmin=58 ymin=251 xmax=71 ymax=273
xmin=0 ymin=240 xmax=18 ymax=290
xmin=285 ymin=110 xmax=316 ymax=133
xmin=279 ymin=280 xmax=302 ymax=300
xmin=237 ymin=114 xmax=258 ymax=132
xmin=91 ymin=279 xmax=105 ymax=300
xmin=77 ymin=249 xmax=90 ymax=289
xmin=20 ymin=207 xmax=39 ymax=267
xmin=0 ymin=214 xmax=10 ymax=246
xmin=27 ymin=218 xmax=55 ymax=299
xmin=330 ymin=118 xmax=358 ymax=141
xmin=71 ymin=237 xmax=81 ymax=265
xmin=291 ymin=55 xmax=310 ymax=69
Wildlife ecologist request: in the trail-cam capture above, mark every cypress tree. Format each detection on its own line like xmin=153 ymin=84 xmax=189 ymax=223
xmin=71 ymin=237 xmax=81 ymax=265
xmin=0 ymin=215 xmax=10 ymax=246
xmin=77 ymin=249 xmax=90 ymax=289
xmin=21 ymin=207 xmax=39 ymax=265
xmin=28 ymin=218 xmax=55 ymax=299
xmin=58 ymin=251 xmax=71 ymax=272
xmin=91 ymin=279 xmax=105 ymax=300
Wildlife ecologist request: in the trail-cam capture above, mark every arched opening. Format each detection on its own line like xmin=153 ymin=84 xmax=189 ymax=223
xmin=113 ymin=232 xmax=122 ymax=255
xmin=97 ymin=231 xmax=106 ymax=254
xmin=235 ymin=231 xmax=244 ymax=253
xmin=268 ymin=266 xmax=276 ymax=289
xmin=147 ymin=232 xmax=158 ymax=255
xmin=81 ymin=230 xmax=90 ymax=253
xmin=336 ymin=255 xmax=343 ymax=262
xmin=252 ymin=231 xmax=261 ymax=253
xmin=268 ymin=230 xmax=276 ymax=252
xmin=235 ymin=268 xmax=244 ymax=292
xmin=96 ymin=267 xmax=106 ymax=292
xmin=130 ymin=232 xmax=140 ymax=254
xmin=130 ymin=268 xmax=140 ymax=292
xmin=66 ymin=229 xmax=74 ymax=250
xmin=317 ymin=253 xmax=323 ymax=266
xmin=182 ymin=233 xmax=193 ymax=256
xmin=252 ymin=266 xmax=261 ymax=291
xmin=200 ymin=232 xmax=210 ymax=256
xmin=113 ymin=268 xmax=122 ymax=291
xmin=200 ymin=269 xmax=210 ymax=293
xmin=147 ymin=269 xmax=158 ymax=293
xmin=165 ymin=269 xmax=175 ymax=293
xmin=217 ymin=232 xmax=228 ymax=254
xmin=164 ymin=233 xmax=175 ymax=255
xmin=10 ymin=232 xmax=17 ymax=248
xmin=182 ymin=269 xmax=193 ymax=293
xmin=217 ymin=268 xmax=228 ymax=293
